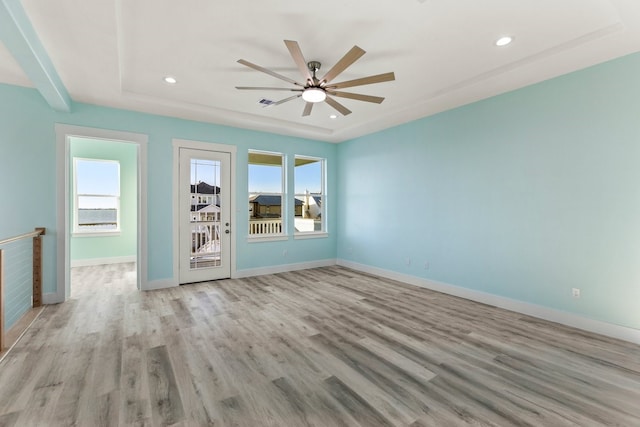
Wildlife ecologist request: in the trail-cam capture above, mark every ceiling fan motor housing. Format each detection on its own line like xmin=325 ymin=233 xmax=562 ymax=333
xmin=307 ymin=61 xmax=321 ymax=72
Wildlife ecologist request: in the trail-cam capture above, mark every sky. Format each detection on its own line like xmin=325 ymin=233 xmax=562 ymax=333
xmin=76 ymin=159 xmax=119 ymax=195
xmin=249 ymin=160 xmax=322 ymax=194
xmin=191 ymin=159 xmax=220 ymax=187
xmin=75 ymin=159 xmax=119 ymax=209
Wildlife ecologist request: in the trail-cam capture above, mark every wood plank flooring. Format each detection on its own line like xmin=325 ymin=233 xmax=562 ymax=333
xmin=0 ymin=263 xmax=639 ymax=426
xmin=0 ymin=306 xmax=44 ymax=358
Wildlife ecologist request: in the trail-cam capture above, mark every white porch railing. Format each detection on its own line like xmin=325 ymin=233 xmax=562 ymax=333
xmin=191 ymin=221 xmax=221 ymax=268
xmin=249 ymin=219 xmax=282 ymax=235
xmin=191 ymin=221 xmax=220 ymax=254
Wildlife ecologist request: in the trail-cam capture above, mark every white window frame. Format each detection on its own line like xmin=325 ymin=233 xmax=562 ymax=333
xmin=248 ymin=150 xmax=287 ymax=241
xmin=294 ymin=155 xmax=327 ymax=239
xmin=73 ymin=157 xmax=121 ymax=236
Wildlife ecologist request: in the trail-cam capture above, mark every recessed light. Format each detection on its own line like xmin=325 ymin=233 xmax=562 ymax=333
xmin=164 ymin=76 xmax=177 ymax=84
xmin=329 ymin=114 xmax=337 ymax=119
xmin=495 ymin=36 xmax=513 ymax=47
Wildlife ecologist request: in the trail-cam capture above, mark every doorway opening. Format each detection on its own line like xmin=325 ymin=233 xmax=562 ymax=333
xmin=56 ymin=125 xmax=148 ymax=302
xmin=69 ymin=138 xmax=138 ymax=297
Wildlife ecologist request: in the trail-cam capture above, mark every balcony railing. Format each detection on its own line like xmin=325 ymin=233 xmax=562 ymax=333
xmin=0 ymin=227 xmax=45 ymax=353
xmin=249 ymin=219 xmax=282 ymax=235
xmin=248 ymin=218 xmax=322 ymax=235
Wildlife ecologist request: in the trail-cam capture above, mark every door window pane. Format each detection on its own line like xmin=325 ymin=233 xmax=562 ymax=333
xmin=190 ymin=158 xmax=221 ymax=269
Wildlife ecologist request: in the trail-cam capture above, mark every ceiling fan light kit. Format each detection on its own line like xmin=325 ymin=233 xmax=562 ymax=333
xmin=302 ymin=87 xmax=326 ymax=103
xmin=236 ymin=40 xmax=395 ymax=117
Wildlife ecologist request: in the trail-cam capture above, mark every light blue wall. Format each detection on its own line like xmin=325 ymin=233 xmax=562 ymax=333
xmin=69 ymin=137 xmax=137 ymax=262
xmin=0 ymin=85 xmax=57 ymax=303
xmin=0 ymin=83 xmax=337 ymax=293
xmin=337 ymin=52 xmax=640 ymax=330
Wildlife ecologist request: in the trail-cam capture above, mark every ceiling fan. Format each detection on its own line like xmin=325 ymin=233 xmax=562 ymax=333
xmin=236 ymin=40 xmax=395 ymax=117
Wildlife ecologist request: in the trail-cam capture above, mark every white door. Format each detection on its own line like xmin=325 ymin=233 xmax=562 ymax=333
xmin=179 ymin=148 xmax=231 ymax=283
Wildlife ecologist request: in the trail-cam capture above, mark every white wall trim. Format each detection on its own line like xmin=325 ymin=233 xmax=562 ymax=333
xmin=236 ymin=258 xmax=336 ymax=278
xmin=70 ymin=255 xmax=137 ymax=268
xmin=337 ymin=259 xmax=640 ymax=345
xmin=172 ymin=138 xmax=238 ymax=154
xmin=56 ymin=124 xmax=148 ymax=300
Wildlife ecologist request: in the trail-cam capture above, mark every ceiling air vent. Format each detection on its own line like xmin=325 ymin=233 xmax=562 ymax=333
xmin=258 ymin=98 xmax=275 ymax=107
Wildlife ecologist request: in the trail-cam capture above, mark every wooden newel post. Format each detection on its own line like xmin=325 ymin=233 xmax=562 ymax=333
xmin=32 ymin=228 xmax=45 ymax=308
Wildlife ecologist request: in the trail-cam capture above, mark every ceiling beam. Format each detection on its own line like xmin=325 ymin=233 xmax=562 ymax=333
xmin=0 ymin=0 xmax=71 ymax=112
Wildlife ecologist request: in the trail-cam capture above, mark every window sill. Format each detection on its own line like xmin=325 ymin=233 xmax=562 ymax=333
xmin=294 ymin=232 xmax=328 ymax=240
xmin=72 ymin=231 xmax=121 ymax=238
xmin=247 ymin=235 xmax=289 ymax=243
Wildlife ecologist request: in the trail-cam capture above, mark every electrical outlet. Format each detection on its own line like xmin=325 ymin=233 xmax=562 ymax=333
xmin=404 ymin=257 xmax=411 ymax=266
xmin=283 ymin=249 xmax=288 ymax=257
xmin=572 ymin=288 xmax=581 ymax=298
xmin=424 ymin=261 xmax=430 ymax=270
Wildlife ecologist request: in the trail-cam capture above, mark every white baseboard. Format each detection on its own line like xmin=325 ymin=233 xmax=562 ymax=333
xmin=143 ymin=278 xmax=177 ymax=291
xmin=235 ymin=258 xmax=337 ymax=279
xmin=337 ymin=259 xmax=640 ymax=345
xmin=142 ymin=259 xmax=337 ymax=289
xmin=43 ymin=292 xmax=64 ymax=304
xmin=70 ymin=255 xmax=136 ymax=268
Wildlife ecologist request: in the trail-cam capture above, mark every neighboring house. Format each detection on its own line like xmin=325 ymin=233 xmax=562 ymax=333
xmin=249 ymin=195 xmax=303 ymax=218
xmin=190 ymin=204 xmax=221 ymax=222
xmin=191 ymin=182 xmax=221 ymax=252
xmin=297 ymin=192 xmax=322 ymax=219
xmin=190 ymin=182 xmax=220 ymax=212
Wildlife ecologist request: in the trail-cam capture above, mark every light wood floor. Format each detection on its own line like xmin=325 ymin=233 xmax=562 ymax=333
xmin=1 ymin=263 xmax=639 ymax=426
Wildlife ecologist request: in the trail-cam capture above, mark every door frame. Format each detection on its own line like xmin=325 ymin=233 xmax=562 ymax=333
xmin=55 ymin=124 xmax=148 ymax=302
xmin=172 ymin=139 xmax=237 ymax=282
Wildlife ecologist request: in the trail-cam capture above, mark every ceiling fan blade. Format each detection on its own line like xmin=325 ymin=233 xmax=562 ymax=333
xmin=302 ymin=102 xmax=313 ymax=116
xmin=324 ymin=72 xmax=395 ymax=90
xmin=274 ymin=94 xmax=302 ymax=105
xmin=236 ymin=86 xmax=303 ymax=91
xmin=325 ymin=96 xmax=352 ymax=116
xmin=237 ymin=59 xmax=303 ymax=86
xmin=328 ymin=91 xmax=385 ymax=104
xmin=284 ymin=40 xmax=313 ymax=84
xmin=320 ymin=45 xmax=366 ymax=85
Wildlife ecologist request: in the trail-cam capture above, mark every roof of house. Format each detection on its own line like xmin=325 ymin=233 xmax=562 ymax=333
xmin=251 ymin=195 xmax=303 ymax=206
xmin=191 ymin=203 xmax=219 ymax=212
xmin=190 ymin=182 xmax=220 ymax=195
xmin=198 ymin=204 xmax=221 ymax=213
xmin=294 ymin=194 xmax=322 ymax=207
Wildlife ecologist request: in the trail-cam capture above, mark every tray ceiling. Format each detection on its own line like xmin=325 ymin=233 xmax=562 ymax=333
xmin=2 ymin=0 xmax=639 ymax=142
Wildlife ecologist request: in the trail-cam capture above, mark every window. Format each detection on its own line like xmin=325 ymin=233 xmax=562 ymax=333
xmin=294 ymin=156 xmax=325 ymax=234
xmin=73 ymin=158 xmax=120 ymax=233
xmin=248 ymin=151 xmax=285 ymax=236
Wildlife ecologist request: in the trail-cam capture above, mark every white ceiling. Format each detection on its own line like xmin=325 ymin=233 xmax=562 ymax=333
xmin=2 ymin=0 xmax=640 ymax=142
